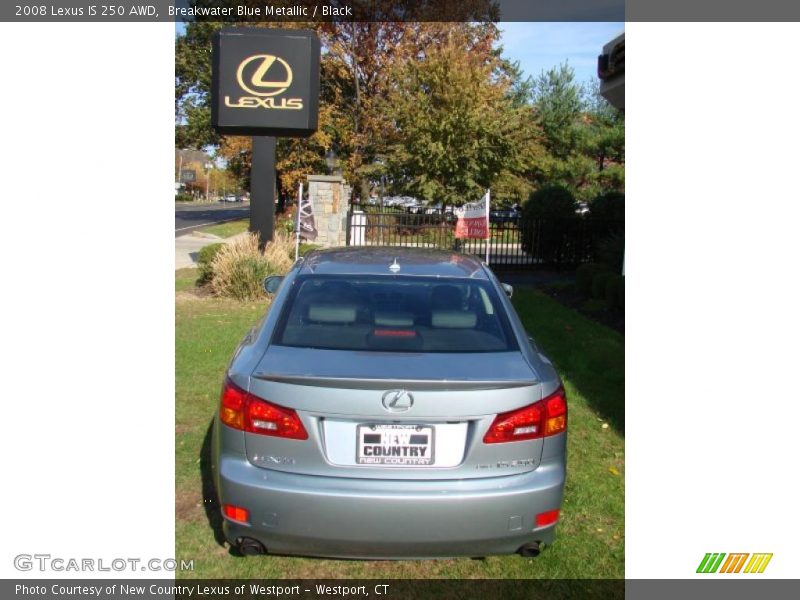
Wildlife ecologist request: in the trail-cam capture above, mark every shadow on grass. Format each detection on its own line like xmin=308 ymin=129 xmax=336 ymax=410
xmin=199 ymin=418 xmax=246 ymax=557
xmin=511 ymin=287 xmax=625 ymax=434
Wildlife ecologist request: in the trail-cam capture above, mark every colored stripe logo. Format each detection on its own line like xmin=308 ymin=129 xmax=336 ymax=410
xmin=697 ymin=553 xmax=772 ymax=574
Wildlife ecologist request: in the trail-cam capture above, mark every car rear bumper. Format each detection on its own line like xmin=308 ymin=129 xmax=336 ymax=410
xmin=216 ymin=451 xmax=566 ymax=559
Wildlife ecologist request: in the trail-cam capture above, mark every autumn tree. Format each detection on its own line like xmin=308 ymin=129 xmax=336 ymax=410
xmin=176 ymin=20 xmax=330 ymax=199
xmin=175 ymin=19 xmax=506 ymax=203
xmin=315 ymin=3 xmax=499 ymax=200
xmin=175 ymin=18 xmax=622 ymax=208
xmin=383 ymin=25 xmax=539 ymax=208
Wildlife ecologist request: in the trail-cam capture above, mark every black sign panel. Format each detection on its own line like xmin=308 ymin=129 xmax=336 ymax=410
xmin=212 ymin=28 xmax=320 ymax=137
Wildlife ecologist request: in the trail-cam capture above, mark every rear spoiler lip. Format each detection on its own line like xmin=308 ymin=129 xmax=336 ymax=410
xmin=251 ymin=373 xmax=538 ymax=391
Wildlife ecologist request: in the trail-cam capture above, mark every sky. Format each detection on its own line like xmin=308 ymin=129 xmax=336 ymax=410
xmin=499 ymin=22 xmax=623 ymax=85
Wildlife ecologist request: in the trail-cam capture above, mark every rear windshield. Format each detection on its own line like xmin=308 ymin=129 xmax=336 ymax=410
xmin=273 ymin=275 xmax=517 ymax=353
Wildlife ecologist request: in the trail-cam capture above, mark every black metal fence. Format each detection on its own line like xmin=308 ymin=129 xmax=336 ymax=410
xmin=346 ymin=209 xmax=623 ymax=270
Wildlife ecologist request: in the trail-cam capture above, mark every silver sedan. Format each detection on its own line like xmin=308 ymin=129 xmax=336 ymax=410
xmin=212 ymin=247 xmax=567 ymax=559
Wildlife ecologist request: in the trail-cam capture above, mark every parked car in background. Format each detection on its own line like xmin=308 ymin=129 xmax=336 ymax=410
xmin=424 ymin=203 xmax=455 ymax=215
xmin=213 ymin=247 xmax=567 ymax=559
xmin=381 ymin=196 xmax=401 ymax=208
xmin=490 ymin=204 xmax=521 ymax=223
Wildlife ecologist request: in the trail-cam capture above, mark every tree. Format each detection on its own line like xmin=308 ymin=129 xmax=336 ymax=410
xmin=316 ymin=21 xmax=413 ymax=201
xmin=208 ymin=166 xmax=238 ymax=198
xmin=175 ymin=21 xmax=622 ymax=209
xmin=583 ymin=79 xmax=625 ymax=173
xmin=175 ymin=20 xmax=419 ymax=201
xmin=175 ymin=21 xmax=224 ymax=149
xmin=175 ymin=20 xmax=522 ymax=204
xmin=527 ymin=63 xmax=625 ymax=202
xmin=384 ymin=26 xmax=538 ymax=208
xmin=175 ymin=21 xmax=338 ymax=199
xmin=531 ymin=63 xmax=584 ymax=160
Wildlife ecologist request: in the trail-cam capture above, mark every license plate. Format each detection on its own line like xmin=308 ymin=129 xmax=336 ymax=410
xmin=356 ymin=424 xmax=434 ymax=466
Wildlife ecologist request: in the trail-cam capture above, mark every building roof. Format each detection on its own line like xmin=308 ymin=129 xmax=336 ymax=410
xmin=599 ymin=32 xmax=625 ymax=111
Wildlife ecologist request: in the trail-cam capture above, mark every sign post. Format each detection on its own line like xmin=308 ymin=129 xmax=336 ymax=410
xmin=294 ymin=183 xmax=303 ymax=260
xmin=250 ymin=136 xmax=277 ymax=245
xmin=211 ymin=28 xmax=320 ymax=246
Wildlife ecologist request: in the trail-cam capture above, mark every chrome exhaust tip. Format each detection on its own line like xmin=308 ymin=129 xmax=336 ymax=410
xmin=518 ymin=542 xmax=541 ymax=558
xmin=237 ymin=537 xmax=267 ymax=556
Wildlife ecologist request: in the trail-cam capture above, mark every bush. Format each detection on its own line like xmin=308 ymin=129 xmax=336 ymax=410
xmin=592 ymin=272 xmax=613 ymax=300
xmin=589 ymin=191 xmax=625 ymax=222
xmin=265 ymin=233 xmax=295 ymax=275
xmin=605 ymin=274 xmax=624 ymax=310
xmin=210 ymin=232 xmax=295 ymax=301
xmin=299 ymin=243 xmax=321 ymax=257
xmin=520 ymin=185 xmax=578 ymax=260
xmin=175 ymin=192 xmax=194 ymax=202
xmin=197 ymin=243 xmax=225 ymax=284
xmin=277 ymin=215 xmax=295 ymax=235
xmin=596 ymin=232 xmax=625 ymax=273
xmin=590 ymin=192 xmax=624 ymax=264
xmin=522 ymin=185 xmax=577 ymax=220
xmin=576 ymin=263 xmax=611 ymax=296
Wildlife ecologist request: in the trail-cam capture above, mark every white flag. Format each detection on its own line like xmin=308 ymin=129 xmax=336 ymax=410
xmin=296 ymin=189 xmax=317 ymax=241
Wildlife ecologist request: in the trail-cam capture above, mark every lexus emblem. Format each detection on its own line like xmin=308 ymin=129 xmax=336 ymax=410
xmin=236 ymin=54 xmax=293 ymax=97
xmin=381 ymin=389 xmax=414 ymax=412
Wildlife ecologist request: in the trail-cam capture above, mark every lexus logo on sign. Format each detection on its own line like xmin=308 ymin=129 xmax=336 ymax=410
xmin=212 ymin=28 xmax=320 ymax=137
xmin=237 ymin=54 xmax=293 ymax=96
xmin=223 ymin=54 xmax=303 ymax=111
xmin=382 ymin=390 xmax=414 ymax=412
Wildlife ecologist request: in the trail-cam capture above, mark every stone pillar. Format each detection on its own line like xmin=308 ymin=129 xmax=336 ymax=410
xmin=306 ymin=175 xmax=351 ymax=247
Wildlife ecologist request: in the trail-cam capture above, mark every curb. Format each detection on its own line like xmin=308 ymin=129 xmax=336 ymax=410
xmin=190 ymin=231 xmax=223 ymax=240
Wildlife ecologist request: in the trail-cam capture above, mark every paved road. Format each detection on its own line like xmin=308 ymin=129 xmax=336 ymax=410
xmin=175 ymin=201 xmax=250 ymax=237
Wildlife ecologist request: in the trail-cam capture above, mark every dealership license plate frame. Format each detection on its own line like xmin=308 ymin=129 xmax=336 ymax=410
xmin=356 ymin=423 xmax=435 ymax=466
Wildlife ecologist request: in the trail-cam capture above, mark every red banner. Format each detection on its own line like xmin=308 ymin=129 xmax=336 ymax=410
xmin=454 ymin=193 xmax=489 ymax=239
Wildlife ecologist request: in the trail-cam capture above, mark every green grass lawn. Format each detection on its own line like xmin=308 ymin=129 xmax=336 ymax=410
xmin=198 ymin=218 xmax=250 ymax=239
xmin=175 ymin=271 xmax=624 ymax=578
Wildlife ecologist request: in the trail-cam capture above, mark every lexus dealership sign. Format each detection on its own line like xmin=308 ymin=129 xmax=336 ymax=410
xmin=212 ymin=28 xmax=320 ymax=137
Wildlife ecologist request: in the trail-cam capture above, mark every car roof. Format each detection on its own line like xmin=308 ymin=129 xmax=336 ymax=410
xmin=298 ymin=247 xmax=490 ymax=279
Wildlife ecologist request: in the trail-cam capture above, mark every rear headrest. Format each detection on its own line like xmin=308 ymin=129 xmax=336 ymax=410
xmin=307 ymin=304 xmax=357 ymax=324
xmin=374 ymin=311 xmax=414 ymax=327
xmin=431 ymin=310 xmax=477 ymax=329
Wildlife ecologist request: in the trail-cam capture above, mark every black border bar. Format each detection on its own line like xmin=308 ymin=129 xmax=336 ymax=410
xmin=6 ymin=579 xmax=800 ymax=600
xmin=6 ymin=0 xmax=800 ymax=22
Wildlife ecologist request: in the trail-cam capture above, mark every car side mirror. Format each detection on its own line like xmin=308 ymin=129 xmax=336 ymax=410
xmin=263 ymin=275 xmax=284 ymax=294
xmin=501 ymin=283 xmax=513 ymax=298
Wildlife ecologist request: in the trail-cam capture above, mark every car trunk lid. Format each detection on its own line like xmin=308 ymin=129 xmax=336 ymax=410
xmin=242 ymin=347 xmax=544 ymax=480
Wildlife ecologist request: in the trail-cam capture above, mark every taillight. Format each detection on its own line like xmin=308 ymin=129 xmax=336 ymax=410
xmin=222 ymin=504 xmax=249 ymax=523
xmin=483 ymin=386 xmax=567 ymax=443
xmin=219 ymin=377 xmax=308 ymax=440
xmin=535 ymin=509 xmax=560 ymax=528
